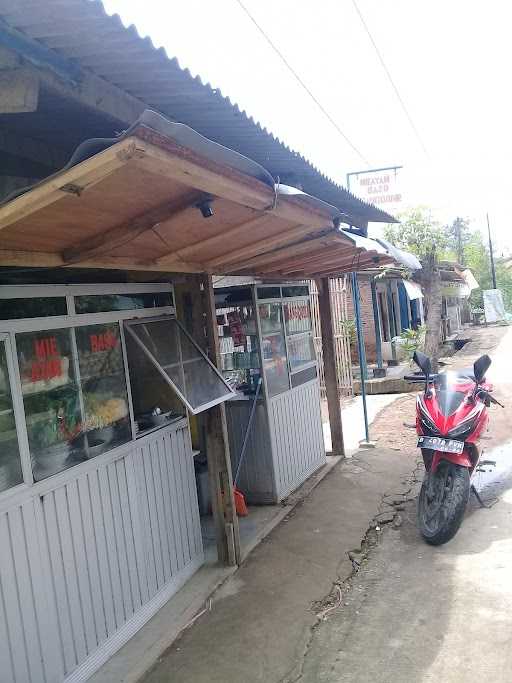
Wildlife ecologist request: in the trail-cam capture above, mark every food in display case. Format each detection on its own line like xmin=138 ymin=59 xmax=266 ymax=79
xmin=17 ymin=324 xmax=131 ymax=481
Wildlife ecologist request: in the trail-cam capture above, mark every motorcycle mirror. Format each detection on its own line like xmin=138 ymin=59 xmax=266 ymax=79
xmin=474 ymin=354 xmax=491 ymax=384
xmin=413 ymin=350 xmax=432 ymax=377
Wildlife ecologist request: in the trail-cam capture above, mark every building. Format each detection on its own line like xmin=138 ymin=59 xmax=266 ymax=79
xmin=346 ymin=240 xmax=423 ymax=372
xmin=0 ymin=2 xmax=398 ymax=681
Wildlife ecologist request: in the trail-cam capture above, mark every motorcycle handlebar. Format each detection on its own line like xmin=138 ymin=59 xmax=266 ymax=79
xmin=403 ymin=374 xmax=440 ymax=383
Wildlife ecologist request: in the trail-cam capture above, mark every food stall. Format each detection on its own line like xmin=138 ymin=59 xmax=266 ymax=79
xmin=0 ymin=281 xmax=237 ymax=682
xmin=215 ymin=282 xmax=325 ymax=503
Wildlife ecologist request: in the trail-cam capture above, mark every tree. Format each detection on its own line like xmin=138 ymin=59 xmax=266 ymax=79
xmin=463 ymin=229 xmax=512 ymax=312
xmin=385 ymin=207 xmax=447 ymax=371
xmin=446 ymin=217 xmax=471 ymax=265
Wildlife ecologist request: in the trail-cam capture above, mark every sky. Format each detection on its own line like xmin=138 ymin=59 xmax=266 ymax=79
xmin=102 ymin=0 xmax=512 ymax=254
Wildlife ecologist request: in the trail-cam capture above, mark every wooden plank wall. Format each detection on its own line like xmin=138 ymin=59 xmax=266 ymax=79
xmin=268 ymin=379 xmax=326 ymax=501
xmin=309 ymin=277 xmax=353 ymax=398
xmin=0 ymin=422 xmax=203 ymax=683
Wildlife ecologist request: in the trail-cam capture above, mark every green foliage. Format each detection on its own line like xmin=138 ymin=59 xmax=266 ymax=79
xmin=445 ymin=217 xmax=471 ymax=264
xmin=385 ymin=206 xmax=512 ymax=313
xmin=397 ymin=325 xmax=426 ymax=363
xmin=340 ymin=318 xmax=356 ymax=345
xmin=384 ymin=207 xmax=448 ymax=263
xmin=462 ymin=231 xmax=512 ymax=311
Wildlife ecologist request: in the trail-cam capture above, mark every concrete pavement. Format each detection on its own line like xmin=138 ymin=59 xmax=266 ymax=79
xmin=302 ymin=326 xmax=512 ymax=682
xmin=137 ymin=324 xmax=511 ymax=683
xmin=141 ymin=448 xmax=415 ymax=683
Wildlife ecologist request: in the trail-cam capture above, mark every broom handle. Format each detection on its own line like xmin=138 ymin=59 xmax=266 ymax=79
xmin=234 ymin=377 xmax=262 ymax=487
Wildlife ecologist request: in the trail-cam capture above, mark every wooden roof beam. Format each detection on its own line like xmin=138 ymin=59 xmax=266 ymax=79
xmin=204 ymin=223 xmax=318 ymax=270
xmin=62 ymin=190 xmax=208 ymax=265
xmin=0 ymin=248 xmax=202 ymax=272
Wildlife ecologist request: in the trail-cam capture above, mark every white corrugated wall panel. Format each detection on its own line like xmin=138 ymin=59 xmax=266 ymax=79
xmin=0 ymin=422 xmax=203 ymax=683
xmin=269 ymin=380 xmax=326 ymax=501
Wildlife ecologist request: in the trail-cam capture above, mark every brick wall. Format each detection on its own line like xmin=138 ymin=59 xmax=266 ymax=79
xmin=347 ymin=276 xmax=378 ymax=364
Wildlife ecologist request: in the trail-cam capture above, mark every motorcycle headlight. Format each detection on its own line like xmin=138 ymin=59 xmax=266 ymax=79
xmin=419 ymin=414 xmax=439 ymax=436
xmin=447 ymin=417 xmax=478 ymax=440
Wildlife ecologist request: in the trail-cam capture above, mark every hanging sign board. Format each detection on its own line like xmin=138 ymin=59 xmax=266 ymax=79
xmin=349 ymin=167 xmax=402 ymax=211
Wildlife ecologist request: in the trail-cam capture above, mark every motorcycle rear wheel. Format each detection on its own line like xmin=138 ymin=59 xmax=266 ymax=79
xmin=418 ymin=461 xmax=470 ymax=545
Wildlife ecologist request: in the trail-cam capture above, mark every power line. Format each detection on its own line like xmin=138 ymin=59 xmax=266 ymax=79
xmin=351 ymin=0 xmax=429 ymax=157
xmin=234 ymin=0 xmax=370 ymax=166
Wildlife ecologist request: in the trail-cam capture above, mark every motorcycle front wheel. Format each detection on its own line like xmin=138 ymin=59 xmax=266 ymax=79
xmin=418 ymin=460 xmax=470 ymax=545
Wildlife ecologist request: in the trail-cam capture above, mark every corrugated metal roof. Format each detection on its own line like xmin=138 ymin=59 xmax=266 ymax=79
xmin=0 ymin=0 xmax=396 ymax=225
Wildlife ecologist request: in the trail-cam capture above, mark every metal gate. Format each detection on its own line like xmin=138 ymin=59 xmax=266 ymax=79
xmin=309 ymin=277 xmax=353 ymax=397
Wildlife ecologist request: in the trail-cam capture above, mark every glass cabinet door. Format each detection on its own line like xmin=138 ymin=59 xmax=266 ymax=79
xmin=258 ymin=303 xmax=290 ymax=396
xmin=124 ymin=317 xmax=235 ymax=415
xmin=0 ymin=339 xmax=23 ymax=492
xmin=16 ymin=328 xmax=83 ymax=481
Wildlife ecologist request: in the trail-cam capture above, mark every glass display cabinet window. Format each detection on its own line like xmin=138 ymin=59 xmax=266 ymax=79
xmin=284 ymin=300 xmax=313 ymax=335
xmin=17 ymin=328 xmax=83 ymax=481
xmin=284 ymin=299 xmax=316 ymax=372
xmin=124 ymin=317 xmax=234 ymax=417
xmin=76 ymin=322 xmax=131 ymax=454
xmin=0 ymin=340 xmax=23 ymax=493
xmin=75 ymin=291 xmax=173 ymax=314
xmin=258 ymin=303 xmax=290 ymax=397
xmin=217 ymin=303 xmax=261 ymax=394
xmin=16 ymin=324 xmax=131 ymax=482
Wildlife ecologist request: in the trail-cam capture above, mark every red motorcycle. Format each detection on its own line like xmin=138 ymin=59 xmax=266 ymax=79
xmin=406 ymin=351 xmax=503 ymax=545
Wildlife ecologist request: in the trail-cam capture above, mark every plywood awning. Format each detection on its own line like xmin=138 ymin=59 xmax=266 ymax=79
xmin=0 ymin=112 xmax=396 ymax=278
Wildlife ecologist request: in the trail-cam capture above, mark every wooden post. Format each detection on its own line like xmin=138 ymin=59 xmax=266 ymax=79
xmin=201 ymin=274 xmax=241 ymax=566
xmin=317 ymin=277 xmax=345 ymax=457
xmin=370 ymin=278 xmax=384 ymax=371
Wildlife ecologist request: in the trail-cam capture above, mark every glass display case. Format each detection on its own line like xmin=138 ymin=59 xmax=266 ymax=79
xmin=215 ymin=288 xmax=262 ymax=394
xmin=215 ymin=282 xmax=325 ymax=505
xmin=17 ymin=323 xmax=131 ymax=481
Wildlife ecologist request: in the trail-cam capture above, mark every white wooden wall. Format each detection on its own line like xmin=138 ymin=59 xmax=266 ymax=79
xmin=268 ymin=380 xmax=326 ymax=501
xmin=0 ymin=421 xmax=203 ymax=683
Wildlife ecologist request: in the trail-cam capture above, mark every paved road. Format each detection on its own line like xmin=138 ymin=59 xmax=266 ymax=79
xmin=302 ymin=327 xmax=512 ymax=683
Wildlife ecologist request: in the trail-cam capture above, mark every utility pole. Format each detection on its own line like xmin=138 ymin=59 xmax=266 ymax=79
xmin=487 ymin=213 xmax=497 ymax=290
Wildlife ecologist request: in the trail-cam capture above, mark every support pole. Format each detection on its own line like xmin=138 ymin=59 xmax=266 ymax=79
xmin=202 ymin=274 xmax=241 ymax=566
xmin=487 ymin=213 xmax=497 ymax=290
xmin=370 ymin=278 xmax=384 ymax=371
xmin=351 ymin=272 xmax=371 ymax=444
xmin=317 ymin=277 xmax=345 ymax=457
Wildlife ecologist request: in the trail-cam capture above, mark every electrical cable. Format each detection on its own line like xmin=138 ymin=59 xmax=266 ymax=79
xmin=234 ymin=0 xmax=370 ymax=166
xmin=351 ymin=0 xmax=429 ymax=157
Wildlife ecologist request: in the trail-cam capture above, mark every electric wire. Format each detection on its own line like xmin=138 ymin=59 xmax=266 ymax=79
xmin=351 ymin=0 xmax=429 ymax=157
xmin=234 ymin=0 xmax=370 ymax=166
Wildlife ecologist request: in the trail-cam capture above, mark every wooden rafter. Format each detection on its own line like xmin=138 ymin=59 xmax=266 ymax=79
xmin=204 ymin=223 xmax=316 ymax=270
xmin=62 ymin=190 xmax=207 ymax=264
xmin=155 ymin=213 xmax=272 ymax=266
xmin=216 ymin=232 xmax=339 ymax=273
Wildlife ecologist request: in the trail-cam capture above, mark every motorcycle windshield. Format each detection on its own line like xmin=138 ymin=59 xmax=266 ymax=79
xmin=435 ymin=389 xmax=466 ymax=416
xmin=435 ymin=372 xmax=471 ymax=416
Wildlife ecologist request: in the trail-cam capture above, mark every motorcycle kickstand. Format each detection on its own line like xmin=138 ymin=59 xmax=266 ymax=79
xmin=471 ymin=485 xmax=497 ymax=509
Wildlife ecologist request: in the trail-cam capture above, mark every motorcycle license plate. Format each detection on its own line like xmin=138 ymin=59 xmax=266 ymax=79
xmin=417 ymin=436 xmax=464 ymax=454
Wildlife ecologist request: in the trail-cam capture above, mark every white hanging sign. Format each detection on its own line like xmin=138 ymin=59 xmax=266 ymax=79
xmin=350 ymin=167 xmax=402 ymax=211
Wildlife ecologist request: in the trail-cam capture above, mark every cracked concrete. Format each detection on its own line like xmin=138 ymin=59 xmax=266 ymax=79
xmin=140 ymin=447 xmax=415 ymax=683
xmin=299 ymin=325 xmax=512 ymax=682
